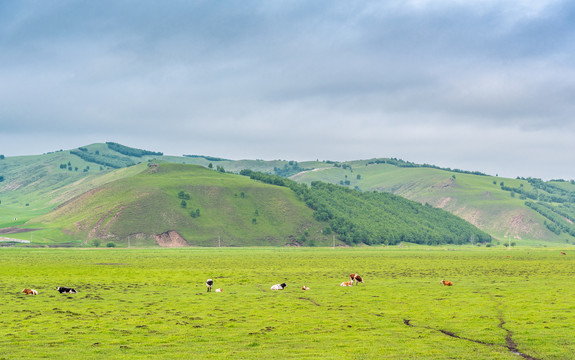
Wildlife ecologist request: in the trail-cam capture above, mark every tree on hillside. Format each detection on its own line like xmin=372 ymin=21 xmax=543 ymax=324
xmin=178 ymin=191 xmax=190 ymax=200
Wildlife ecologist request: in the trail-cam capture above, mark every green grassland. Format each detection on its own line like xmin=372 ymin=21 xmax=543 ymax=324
xmin=26 ymin=163 xmax=329 ymax=247
xmin=1 ymin=247 xmax=573 ymax=359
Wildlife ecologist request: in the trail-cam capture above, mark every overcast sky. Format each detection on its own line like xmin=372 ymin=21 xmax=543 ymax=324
xmin=1 ymin=1 xmax=574 ymax=180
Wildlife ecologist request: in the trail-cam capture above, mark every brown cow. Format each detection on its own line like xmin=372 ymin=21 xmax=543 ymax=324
xmin=440 ymin=280 xmax=453 ymax=286
xmin=21 ymin=288 xmax=38 ymax=295
xmin=561 ymin=252 xmax=566 ymax=255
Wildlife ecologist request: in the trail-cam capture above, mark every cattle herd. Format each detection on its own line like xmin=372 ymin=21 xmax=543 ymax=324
xmin=21 ymin=272 xmax=460 ymax=296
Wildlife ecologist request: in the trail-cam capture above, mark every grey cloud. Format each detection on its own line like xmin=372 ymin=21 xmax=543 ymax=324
xmin=1 ymin=1 xmax=575 ymax=179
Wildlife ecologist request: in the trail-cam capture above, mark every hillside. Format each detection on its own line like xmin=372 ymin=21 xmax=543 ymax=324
xmin=0 ymin=143 xmax=189 ymax=227
xmin=27 ymin=163 xmax=330 ymax=247
xmin=289 ymin=159 xmax=575 ymax=245
xmin=240 ymin=170 xmax=491 ymax=246
xmin=2 ymin=142 xmax=575 ymax=246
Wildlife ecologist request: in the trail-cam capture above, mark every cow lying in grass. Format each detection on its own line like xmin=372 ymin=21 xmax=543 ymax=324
xmin=21 ymin=288 xmax=38 ymax=295
xmin=215 ymin=288 xmax=223 ymax=293
xmin=340 ymin=281 xmax=353 ymax=287
xmin=301 ymin=286 xmax=310 ymax=290
xmin=440 ymin=280 xmax=453 ymax=286
xmin=349 ymin=273 xmax=364 ymax=285
xmin=562 ymin=252 xmax=567 ymax=255
xmin=57 ymin=287 xmax=77 ymax=294
xmin=271 ymin=283 xmax=287 ymax=290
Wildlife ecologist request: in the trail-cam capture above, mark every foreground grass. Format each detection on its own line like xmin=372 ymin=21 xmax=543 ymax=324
xmin=0 ymin=247 xmax=573 ymax=359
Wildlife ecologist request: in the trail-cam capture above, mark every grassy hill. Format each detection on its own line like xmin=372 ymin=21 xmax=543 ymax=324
xmin=26 ymin=163 xmax=330 ymax=247
xmin=241 ymin=170 xmax=491 ymax=246
xmin=289 ymin=159 xmax=575 ymax=245
xmin=0 ymin=143 xmax=188 ymax=227
xmin=3 ymin=143 xmax=575 ymax=246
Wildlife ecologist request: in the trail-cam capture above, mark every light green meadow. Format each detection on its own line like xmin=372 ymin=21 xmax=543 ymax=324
xmin=0 ymin=247 xmax=573 ymax=359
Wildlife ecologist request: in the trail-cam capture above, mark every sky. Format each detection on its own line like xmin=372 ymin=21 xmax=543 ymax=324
xmin=1 ymin=0 xmax=574 ymax=180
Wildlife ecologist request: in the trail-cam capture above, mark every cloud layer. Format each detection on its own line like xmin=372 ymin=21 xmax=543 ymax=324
xmin=1 ymin=1 xmax=574 ymax=179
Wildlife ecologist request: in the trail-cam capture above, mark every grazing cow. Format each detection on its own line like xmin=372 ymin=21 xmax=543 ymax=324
xmin=340 ymin=281 xmax=353 ymax=287
xmin=57 ymin=287 xmax=77 ymax=294
xmin=349 ymin=273 xmax=364 ymax=285
xmin=271 ymin=283 xmax=287 ymax=290
xmin=301 ymin=286 xmax=310 ymax=291
xmin=561 ymin=252 xmax=566 ymax=255
xmin=440 ymin=280 xmax=453 ymax=286
xmin=215 ymin=288 xmax=223 ymax=293
xmin=206 ymin=279 xmax=214 ymax=292
xmin=21 ymin=288 xmax=38 ymax=295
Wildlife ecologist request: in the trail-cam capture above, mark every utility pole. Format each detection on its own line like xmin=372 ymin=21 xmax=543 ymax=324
xmin=218 ymin=235 xmax=221 ymax=248
xmin=333 ymin=235 xmax=335 ymax=249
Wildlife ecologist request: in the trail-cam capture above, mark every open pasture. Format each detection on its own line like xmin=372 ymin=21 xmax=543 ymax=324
xmin=0 ymin=247 xmax=574 ymax=359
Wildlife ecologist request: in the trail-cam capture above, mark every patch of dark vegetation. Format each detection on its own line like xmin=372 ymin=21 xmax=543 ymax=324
xmin=70 ymin=149 xmax=134 ymax=169
xmin=47 ymin=243 xmax=78 ymax=248
xmin=106 ymin=142 xmax=163 ymax=157
xmin=249 ymin=326 xmax=275 ymax=336
xmin=183 ymin=154 xmax=230 ymax=162
xmin=366 ymin=158 xmax=488 ymax=176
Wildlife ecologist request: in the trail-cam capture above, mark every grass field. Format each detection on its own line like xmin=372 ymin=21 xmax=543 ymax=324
xmin=1 ymin=247 xmax=574 ymax=359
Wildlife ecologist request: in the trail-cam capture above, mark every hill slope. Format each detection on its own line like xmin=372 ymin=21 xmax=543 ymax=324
xmin=3 ymin=143 xmax=575 ymax=246
xmin=28 ymin=163 xmax=329 ymax=247
xmin=240 ymin=170 xmax=491 ymax=246
xmin=289 ymin=159 xmax=575 ymax=245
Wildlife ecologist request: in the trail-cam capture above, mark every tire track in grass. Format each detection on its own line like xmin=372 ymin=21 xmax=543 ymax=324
xmin=403 ymin=318 xmax=539 ymax=359
xmin=401 ymin=292 xmax=541 ymax=360
xmin=298 ymin=297 xmax=320 ymax=306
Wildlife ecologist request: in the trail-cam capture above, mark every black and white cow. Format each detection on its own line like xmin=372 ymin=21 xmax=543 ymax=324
xmin=57 ymin=286 xmax=77 ymax=294
xmin=271 ymin=283 xmax=287 ymax=290
xmin=206 ymin=279 xmax=214 ymax=292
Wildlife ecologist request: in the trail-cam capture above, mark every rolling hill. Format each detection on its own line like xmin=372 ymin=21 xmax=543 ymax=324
xmin=2 ymin=142 xmax=575 ymax=246
xmin=289 ymin=159 xmax=575 ymax=245
xmin=27 ymin=163 xmax=330 ymax=247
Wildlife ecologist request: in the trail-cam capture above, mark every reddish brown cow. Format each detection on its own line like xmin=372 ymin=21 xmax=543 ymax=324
xmin=21 ymin=288 xmax=38 ymax=295
xmin=440 ymin=280 xmax=453 ymax=286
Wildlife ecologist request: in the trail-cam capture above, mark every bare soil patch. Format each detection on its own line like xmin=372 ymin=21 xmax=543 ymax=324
xmin=155 ymin=230 xmax=189 ymax=247
xmin=0 ymin=227 xmax=38 ymax=234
